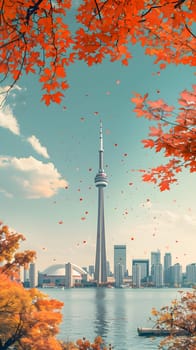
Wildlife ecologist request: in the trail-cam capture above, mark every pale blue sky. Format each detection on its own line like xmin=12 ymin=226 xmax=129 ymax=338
xmin=0 ymin=28 xmax=195 ymax=273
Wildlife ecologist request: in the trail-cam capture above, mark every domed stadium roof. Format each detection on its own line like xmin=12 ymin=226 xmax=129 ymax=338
xmin=42 ymin=263 xmax=88 ymax=277
xmin=43 ymin=264 xmax=66 ymax=276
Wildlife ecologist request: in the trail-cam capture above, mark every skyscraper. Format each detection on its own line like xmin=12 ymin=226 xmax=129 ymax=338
xmin=114 ymin=245 xmax=127 ymax=279
xmin=151 ymin=250 xmax=162 ymax=286
xmin=154 ymin=263 xmax=163 ymax=287
xmin=151 ymin=250 xmax=161 ymax=268
xmin=29 ymin=262 xmax=37 ymax=288
xmin=164 ymin=252 xmax=172 ymax=286
xmin=94 ymin=121 xmax=108 ymax=284
xmin=186 ymin=263 xmax=196 ymax=286
xmin=132 ymin=259 xmax=149 ymax=284
xmin=170 ymin=263 xmax=182 ymax=287
xmin=132 ymin=264 xmax=141 ymax=288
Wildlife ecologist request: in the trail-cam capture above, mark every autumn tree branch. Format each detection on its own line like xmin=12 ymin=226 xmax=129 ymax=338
xmin=26 ymin=0 xmax=44 ymax=24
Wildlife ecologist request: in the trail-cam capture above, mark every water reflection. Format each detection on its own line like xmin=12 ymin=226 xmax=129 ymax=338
xmin=112 ymin=290 xmax=128 ymax=348
xmin=94 ymin=288 xmax=110 ymax=339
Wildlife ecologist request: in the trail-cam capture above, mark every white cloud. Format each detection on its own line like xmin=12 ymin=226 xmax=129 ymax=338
xmin=0 ymin=156 xmax=68 ymax=198
xmin=27 ymin=135 xmax=49 ymax=159
xmin=0 ymin=105 xmax=20 ymax=135
xmin=0 ymin=86 xmax=21 ymax=135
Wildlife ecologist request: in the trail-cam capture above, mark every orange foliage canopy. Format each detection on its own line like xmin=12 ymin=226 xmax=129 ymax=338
xmin=0 ymin=274 xmax=63 ymax=350
xmin=0 ymin=222 xmax=63 ymax=350
xmin=151 ymin=289 xmax=196 ymax=350
xmin=0 ymin=0 xmax=195 ymax=104
xmin=0 ymin=0 xmax=72 ymax=105
xmin=0 ymin=222 xmax=36 ymax=277
xmin=60 ymin=336 xmax=110 ymax=350
xmin=131 ymin=84 xmax=196 ymax=190
xmin=0 ymin=0 xmax=195 ymax=189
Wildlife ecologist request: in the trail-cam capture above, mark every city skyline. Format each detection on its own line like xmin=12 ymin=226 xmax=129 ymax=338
xmin=0 ymin=11 xmax=195 ymax=272
xmin=37 ymin=248 xmax=194 ymax=275
xmin=25 ymin=249 xmax=196 ymax=289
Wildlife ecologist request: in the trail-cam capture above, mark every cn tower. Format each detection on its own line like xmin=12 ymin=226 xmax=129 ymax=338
xmin=94 ymin=120 xmax=108 ymax=285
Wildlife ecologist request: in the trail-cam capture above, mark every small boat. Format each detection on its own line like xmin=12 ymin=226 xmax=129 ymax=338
xmin=137 ymin=327 xmax=188 ymax=337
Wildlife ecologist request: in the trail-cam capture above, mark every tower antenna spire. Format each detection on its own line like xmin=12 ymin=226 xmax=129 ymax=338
xmin=99 ymin=119 xmax=103 ymax=152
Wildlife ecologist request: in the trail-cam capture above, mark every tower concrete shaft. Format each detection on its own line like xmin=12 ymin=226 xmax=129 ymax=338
xmin=94 ymin=121 xmax=108 ymax=284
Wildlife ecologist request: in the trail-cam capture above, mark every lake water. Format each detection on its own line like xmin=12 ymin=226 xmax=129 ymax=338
xmin=45 ymin=288 xmax=183 ymax=349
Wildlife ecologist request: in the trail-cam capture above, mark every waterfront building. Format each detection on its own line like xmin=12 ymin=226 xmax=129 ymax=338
xmin=186 ymin=263 xmax=196 ymax=286
xmin=164 ymin=252 xmax=172 ymax=286
xmin=154 ymin=263 xmax=163 ymax=287
xmin=88 ymin=265 xmax=95 ymax=277
xmin=132 ymin=259 xmax=149 ymax=284
xmin=114 ymin=245 xmax=126 ymax=281
xmin=29 ymin=262 xmax=37 ymax=288
xmin=24 ymin=266 xmax=29 ymax=283
xmin=151 ymin=250 xmax=161 ymax=268
xmin=132 ymin=264 xmax=141 ymax=288
xmin=38 ymin=263 xmax=89 ymax=288
xmin=65 ymin=262 xmax=73 ymax=288
xmin=106 ymin=260 xmax=112 ymax=277
xmin=115 ymin=263 xmax=124 ymax=288
xmin=151 ymin=249 xmax=161 ymax=283
xmin=94 ymin=121 xmax=108 ymax=285
xmin=170 ymin=263 xmax=182 ymax=287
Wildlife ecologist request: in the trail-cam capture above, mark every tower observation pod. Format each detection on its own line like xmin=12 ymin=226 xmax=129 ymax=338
xmin=94 ymin=120 xmax=108 ymax=285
